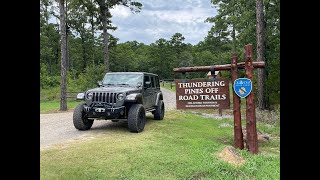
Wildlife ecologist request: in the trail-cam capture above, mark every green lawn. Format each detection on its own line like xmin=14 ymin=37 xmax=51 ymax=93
xmin=40 ymin=101 xmax=81 ymax=113
xmin=40 ymin=111 xmax=279 ymax=179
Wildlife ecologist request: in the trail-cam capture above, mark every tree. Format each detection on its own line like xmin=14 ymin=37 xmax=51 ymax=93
xmin=58 ymin=0 xmax=68 ymax=111
xmin=206 ymin=0 xmax=243 ymax=52
xmin=169 ymin=33 xmax=186 ymax=56
xmin=68 ymin=0 xmax=91 ymax=70
xmin=95 ymin=0 xmax=142 ymax=72
xmin=40 ymin=0 xmax=56 ymax=75
xmin=82 ymin=0 xmax=100 ymax=65
xmin=264 ymin=0 xmax=280 ymax=106
xmin=169 ymin=33 xmax=188 ymax=69
xmin=256 ymin=0 xmax=267 ymax=110
xmin=149 ymin=38 xmax=170 ymax=79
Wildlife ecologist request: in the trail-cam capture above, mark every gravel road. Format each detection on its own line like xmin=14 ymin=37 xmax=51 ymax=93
xmin=40 ymin=88 xmax=176 ymax=149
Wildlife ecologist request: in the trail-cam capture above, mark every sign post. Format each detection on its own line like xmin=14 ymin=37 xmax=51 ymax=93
xmin=231 ymin=54 xmax=244 ymax=149
xmin=244 ymin=44 xmax=258 ymax=154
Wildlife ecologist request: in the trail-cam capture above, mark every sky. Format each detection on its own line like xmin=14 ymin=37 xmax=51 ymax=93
xmin=109 ymin=0 xmax=217 ymax=45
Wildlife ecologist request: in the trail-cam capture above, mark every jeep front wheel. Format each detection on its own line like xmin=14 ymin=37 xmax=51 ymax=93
xmin=127 ymin=104 xmax=146 ymax=133
xmin=73 ymin=104 xmax=94 ymax=130
xmin=154 ymin=100 xmax=164 ymax=120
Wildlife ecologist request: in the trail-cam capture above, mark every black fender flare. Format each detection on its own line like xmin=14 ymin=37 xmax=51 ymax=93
xmin=155 ymin=92 xmax=163 ymax=106
xmin=125 ymin=93 xmax=143 ymax=104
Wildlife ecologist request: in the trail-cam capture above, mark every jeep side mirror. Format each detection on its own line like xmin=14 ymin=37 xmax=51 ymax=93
xmin=137 ymin=82 xmax=142 ymax=88
xmin=144 ymin=81 xmax=151 ymax=88
xmin=97 ymin=81 xmax=102 ymax=86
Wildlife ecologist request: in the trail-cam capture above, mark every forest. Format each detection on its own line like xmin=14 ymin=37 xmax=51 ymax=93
xmin=40 ymin=0 xmax=279 ymax=109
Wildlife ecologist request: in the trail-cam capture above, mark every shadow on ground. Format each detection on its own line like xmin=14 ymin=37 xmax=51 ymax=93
xmin=88 ymin=113 xmax=158 ymax=133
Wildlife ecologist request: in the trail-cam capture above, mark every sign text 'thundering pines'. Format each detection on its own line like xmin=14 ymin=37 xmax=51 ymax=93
xmin=175 ymin=78 xmax=230 ymax=109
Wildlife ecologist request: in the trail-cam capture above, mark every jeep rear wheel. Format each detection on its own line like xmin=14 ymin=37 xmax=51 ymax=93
xmin=127 ymin=104 xmax=146 ymax=133
xmin=73 ymin=104 xmax=94 ymax=130
xmin=154 ymin=100 xmax=164 ymax=120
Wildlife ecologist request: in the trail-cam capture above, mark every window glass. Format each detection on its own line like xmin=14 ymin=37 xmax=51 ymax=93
xmin=103 ymin=74 xmax=143 ymax=87
xmin=144 ymin=75 xmax=150 ymax=87
xmin=155 ymin=76 xmax=160 ymax=88
xmin=151 ymin=76 xmax=155 ymax=88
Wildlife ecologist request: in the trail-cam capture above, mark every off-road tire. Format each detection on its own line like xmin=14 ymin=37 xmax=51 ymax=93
xmin=154 ymin=100 xmax=164 ymax=120
xmin=73 ymin=104 xmax=94 ymax=130
xmin=127 ymin=104 xmax=146 ymax=133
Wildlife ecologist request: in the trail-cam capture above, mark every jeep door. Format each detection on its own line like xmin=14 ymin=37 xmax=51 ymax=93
xmin=143 ymin=75 xmax=152 ymax=108
xmin=149 ymin=76 xmax=157 ymax=106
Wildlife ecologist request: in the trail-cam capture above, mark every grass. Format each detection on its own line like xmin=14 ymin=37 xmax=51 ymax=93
xmin=40 ymin=110 xmax=279 ymax=179
xmin=40 ymin=87 xmax=84 ymax=113
xmin=40 ymin=100 xmax=81 ymax=113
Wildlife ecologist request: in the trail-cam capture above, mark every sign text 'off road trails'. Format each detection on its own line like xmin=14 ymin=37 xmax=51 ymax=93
xmin=175 ymin=78 xmax=230 ymax=109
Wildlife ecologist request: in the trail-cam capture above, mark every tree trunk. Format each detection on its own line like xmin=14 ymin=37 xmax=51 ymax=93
xmin=81 ymin=35 xmax=87 ymax=69
xmin=44 ymin=5 xmax=52 ymax=75
xmin=264 ymin=0 xmax=270 ymax=109
xmin=91 ymin=16 xmax=95 ymax=66
xmin=103 ymin=17 xmax=110 ymax=72
xmin=232 ymin=25 xmax=236 ymax=53
xmin=65 ymin=0 xmax=69 ymax=71
xmin=97 ymin=0 xmax=110 ymax=72
xmin=232 ymin=0 xmax=236 ymax=53
xmin=59 ymin=0 xmax=67 ymax=111
xmin=256 ymin=0 xmax=266 ymax=110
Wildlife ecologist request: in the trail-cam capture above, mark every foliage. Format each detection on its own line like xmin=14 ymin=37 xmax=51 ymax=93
xmin=72 ymin=64 xmax=106 ymax=91
xmin=40 ymin=63 xmax=60 ymax=89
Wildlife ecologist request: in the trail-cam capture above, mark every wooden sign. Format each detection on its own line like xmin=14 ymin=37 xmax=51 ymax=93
xmin=173 ymin=44 xmax=265 ymax=154
xmin=175 ymin=78 xmax=230 ymax=109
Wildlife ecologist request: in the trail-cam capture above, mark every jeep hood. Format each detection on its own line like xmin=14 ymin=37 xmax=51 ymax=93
xmin=86 ymin=86 xmax=140 ymax=93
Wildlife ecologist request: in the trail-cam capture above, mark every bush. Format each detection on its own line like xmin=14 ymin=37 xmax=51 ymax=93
xmin=40 ymin=87 xmax=60 ymax=101
xmin=75 ymin=64 xmax=106 ymax=91
xmin=41 ymin=64 xmax=106 ymax=101
xmin=40 ymin=63 xmax=60 ymax=89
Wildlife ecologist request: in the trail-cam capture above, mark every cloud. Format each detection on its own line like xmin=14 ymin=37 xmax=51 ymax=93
xmin=110 ymin=5 xmax=131 ymax=18
xmin=109 ymin=0 xmax=217 ymax=45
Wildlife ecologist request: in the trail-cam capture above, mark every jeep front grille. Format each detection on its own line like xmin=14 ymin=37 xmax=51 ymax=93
xmin=92 ymin=92 xmax=117 ymax=104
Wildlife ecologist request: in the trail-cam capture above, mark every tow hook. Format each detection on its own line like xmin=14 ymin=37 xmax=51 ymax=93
xmin=84 ymin=105 xmax=90 ymax=112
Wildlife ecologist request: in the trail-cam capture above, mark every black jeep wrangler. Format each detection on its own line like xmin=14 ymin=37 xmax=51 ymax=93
xmin=73 ymin=72 xmax=165 ymax=133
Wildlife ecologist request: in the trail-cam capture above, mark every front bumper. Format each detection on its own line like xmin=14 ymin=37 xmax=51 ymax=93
xmin=83 ymin=104 xmax=126 ymax=119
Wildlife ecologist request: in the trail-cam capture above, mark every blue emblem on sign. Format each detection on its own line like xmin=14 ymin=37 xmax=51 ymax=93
xmin=234 ymin=78 xmax=252 ymax=98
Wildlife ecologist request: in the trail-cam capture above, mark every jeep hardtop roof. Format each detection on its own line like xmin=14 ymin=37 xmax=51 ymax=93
xmin=105 ymin=72 xmax=158 ymax=77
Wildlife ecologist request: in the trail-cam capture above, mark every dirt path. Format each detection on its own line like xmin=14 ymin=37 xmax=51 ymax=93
xmin=40 ymin=88 xmax=176 ymax=149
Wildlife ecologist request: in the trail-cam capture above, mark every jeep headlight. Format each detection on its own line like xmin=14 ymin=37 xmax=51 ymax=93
xmin=117 ymin=93 xmax=124 ymax=101
xmin=125 ymin=93 xmax=137 ymax=101
xmin=86 ymin=92 xmax=93 ymax=100
xmin=76 ymin=93 xmax=85 ymax=100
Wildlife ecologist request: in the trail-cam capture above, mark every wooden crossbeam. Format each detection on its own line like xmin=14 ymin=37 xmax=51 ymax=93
xmin=173 ymin=62 xmax=265 ymax=73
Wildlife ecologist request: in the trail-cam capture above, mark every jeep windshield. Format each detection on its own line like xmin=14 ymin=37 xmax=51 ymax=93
xmin=102 ymin=74 xmax=143 ymax=87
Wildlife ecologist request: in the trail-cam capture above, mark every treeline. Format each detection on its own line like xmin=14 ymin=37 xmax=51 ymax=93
xmin=40 ymin=0 xmax=279 ymax=106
